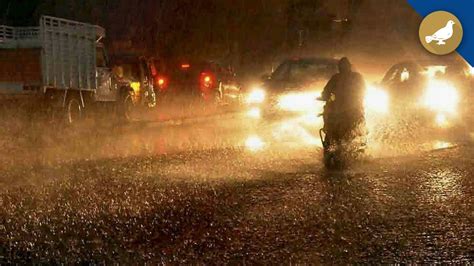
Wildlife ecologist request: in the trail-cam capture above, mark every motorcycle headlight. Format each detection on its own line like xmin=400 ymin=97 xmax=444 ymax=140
xmin=246 ymin=87 xmax=266 ymax=104
xmin=422 ymin=80 xmax=459 ymax=114
xmin=365 ymin=85 xmax=389 ymax=114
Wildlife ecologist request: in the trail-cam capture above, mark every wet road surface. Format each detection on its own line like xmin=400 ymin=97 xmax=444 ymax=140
xmin=0 ymin=111 xmax=473 ymax=263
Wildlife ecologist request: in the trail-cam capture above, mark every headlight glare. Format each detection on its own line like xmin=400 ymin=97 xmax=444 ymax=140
xmin=277 ymin=91 xmax=321 ymax=112
xmin=422 ymin=80 xmax=459 ymax=114
xmin=365 ymin=85 xmax=389 ymax=114
xmin=246 ymin=88 xmax=266 ymax=104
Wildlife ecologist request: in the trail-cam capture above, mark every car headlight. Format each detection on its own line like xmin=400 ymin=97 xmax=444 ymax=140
xmin=422 ymin=80 xmax=459 ymax=114
xmin=365 ymin=85 xmax=389 ymax=114
xmin=277 ymin=91 xmax=321 ymax=112
xmin=246 ymin=88 xmax=266 ymax=104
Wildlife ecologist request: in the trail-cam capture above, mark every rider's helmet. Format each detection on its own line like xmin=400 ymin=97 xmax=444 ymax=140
xmin=338 ymin=57 xmax=352 ymax=73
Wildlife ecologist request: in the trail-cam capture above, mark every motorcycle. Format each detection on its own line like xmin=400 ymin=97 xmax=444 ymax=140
xmin=318 ymin=96 xmax=367 ymax=170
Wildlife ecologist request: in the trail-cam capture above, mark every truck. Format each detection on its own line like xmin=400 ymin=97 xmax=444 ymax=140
xmin=0 ymin=16 xmax=133 ymax=124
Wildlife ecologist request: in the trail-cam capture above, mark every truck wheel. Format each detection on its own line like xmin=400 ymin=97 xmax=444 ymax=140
xmin=65 ymin=95 xmax=83 ymax=125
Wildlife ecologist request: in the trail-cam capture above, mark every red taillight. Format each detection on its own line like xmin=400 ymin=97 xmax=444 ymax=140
xmin=181 ymin=63 xmax=190 ymax=69
xmin=155 ymin=75 xmax=168 ymax=91
xmin=200 ymin=72 xmax=214 ymax=91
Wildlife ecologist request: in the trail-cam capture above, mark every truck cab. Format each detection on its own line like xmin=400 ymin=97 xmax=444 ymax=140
xmin=110 ymin=55 xmax=157 ymax=108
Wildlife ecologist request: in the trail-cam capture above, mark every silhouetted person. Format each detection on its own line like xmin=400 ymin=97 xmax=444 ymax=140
xmin=320 ymin=57 xmax=366 ymax=141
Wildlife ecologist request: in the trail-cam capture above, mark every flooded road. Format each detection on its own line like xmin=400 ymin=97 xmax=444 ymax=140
xmin=0 ymin=110 xmax=473 ymax=263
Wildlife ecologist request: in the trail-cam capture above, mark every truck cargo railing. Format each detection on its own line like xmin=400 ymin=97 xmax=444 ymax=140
xmin=15 ymin=27 xmax=41 ymax=40
xmin=0 ymin=26 xmax=40 ymax=47
xmin=40 ymin=16 xmax=104 ymax=90
xmin=0 ymin=16 xmax=106 ymax=91
xmin=0 ymin=16 xmax=104 ymax=47
xmin=41 ymin=16 xmax=105 ymax=42
xmin=0 ymin=26 xmax=15 ymax=41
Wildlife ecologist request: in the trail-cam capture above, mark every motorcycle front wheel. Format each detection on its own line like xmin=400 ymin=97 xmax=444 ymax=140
xmin=323 ymin=139 xmax=346 ymax=170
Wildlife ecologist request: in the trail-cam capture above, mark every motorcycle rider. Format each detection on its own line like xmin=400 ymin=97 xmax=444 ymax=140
xmin=320 ymin=57 xmax=366 ymax=145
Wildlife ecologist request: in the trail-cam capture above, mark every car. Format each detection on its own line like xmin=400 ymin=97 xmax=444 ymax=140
xmin=374 ymin=59 xmax=474 ymax=128
xmin=244 ymin=57 xmax=339 ymax=119
xmin=152 ymin=59 xmax=241 ymax=106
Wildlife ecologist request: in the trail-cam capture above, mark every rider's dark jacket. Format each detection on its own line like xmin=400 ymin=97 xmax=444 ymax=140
xmin=321 ymin=60 xmax=366 ymax=118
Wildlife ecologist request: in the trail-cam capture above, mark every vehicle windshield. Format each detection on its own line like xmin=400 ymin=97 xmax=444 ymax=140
xmin=120 ymin=63 xmax=141 ymax=81
xmin=419 ymin=65 xmax=448 ymax=78
xmin=383 ymin=62 xmax=469 ymax=86
xmin=289 ymin=61 xmax=335 ymax=82
xmin=271 ymin=59 xmax=337 ymax=90
xmin=271 ymin=61 xmax=291 ymax=81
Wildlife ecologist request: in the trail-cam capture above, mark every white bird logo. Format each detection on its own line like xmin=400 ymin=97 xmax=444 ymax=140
xmin=425 ymin=20 xmax=455 ymax=45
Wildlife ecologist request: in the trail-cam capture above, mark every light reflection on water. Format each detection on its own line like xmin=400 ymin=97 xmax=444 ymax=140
xmin=424 ymin=168 xmax=463 ymax=203
xmin=272 ymin=119 xmax=322 ymax=147
xmin=243 ymin=114 xmax=324 ymax=152
xmin=432 ymin=141 xmax=454 ymax=150
xmin=41 ymin=107 xmax=466 ymax=161
xmin=244 ymin=135 xmax=265 ymax=152
xmin=118 ymin=116 xmax=458 ymax=157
